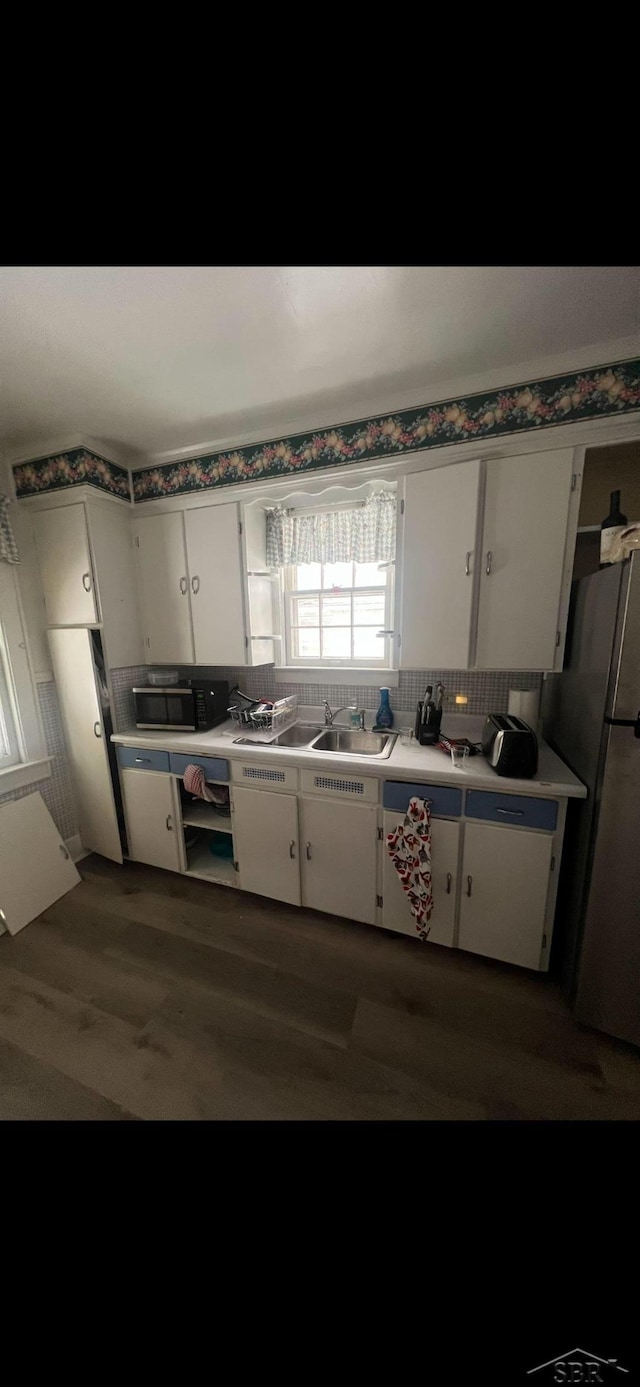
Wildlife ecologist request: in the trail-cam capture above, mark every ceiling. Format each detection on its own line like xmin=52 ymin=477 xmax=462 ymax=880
xmin=1 ymin=266 xmax=638 ymax=462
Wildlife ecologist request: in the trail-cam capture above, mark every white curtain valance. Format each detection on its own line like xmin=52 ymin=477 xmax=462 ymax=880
xmin=0 ymin=496 xmax=20 ymax=564
xmin=266 ymin=491 xmax=396 ymax=567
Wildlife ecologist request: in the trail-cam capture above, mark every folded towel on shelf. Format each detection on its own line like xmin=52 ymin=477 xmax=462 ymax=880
xmin=183 ymin=764 xmax=229 ymax=805
xmin=386 ymin=795 xmax=432 ymax=940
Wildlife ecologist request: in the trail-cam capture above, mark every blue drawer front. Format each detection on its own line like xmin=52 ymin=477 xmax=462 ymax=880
xmin=465 ymin=790 xmax=558 ymax=832
xmin=117 ymin=746 xmax=170 ymax=773
xmin=168 ymin=752 xmax=229 ymax=782
xmin=383 ymin=781 xmax=462 ymax=818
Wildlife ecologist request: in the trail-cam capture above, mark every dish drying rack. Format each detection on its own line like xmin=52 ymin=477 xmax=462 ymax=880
xmin=229 ymin=695 xmax=298 ymax=742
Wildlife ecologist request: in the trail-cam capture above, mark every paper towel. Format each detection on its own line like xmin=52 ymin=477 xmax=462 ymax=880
xmin=508 ymin=688 xmax=540 ymax=727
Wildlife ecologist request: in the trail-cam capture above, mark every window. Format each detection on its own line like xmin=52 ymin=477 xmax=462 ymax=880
xmin=0 ymin=626 xmax=20 ymax=769
xmin=0 ymin=559 xmax=49 ymax=793
xmin=284 ymin=559 xmax=393 ymax=668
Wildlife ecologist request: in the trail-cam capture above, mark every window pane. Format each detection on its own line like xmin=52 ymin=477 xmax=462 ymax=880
xmin=354 ymin=561 xmax=386 ymax=587
xmin=292 ymin=596 xmax=319 ymax=626
xmin=322 ymin=627 xmax=351 ymax=657
xmin=321 ymin=594 xmax=351 ymax=626
xmin=295 ymin=563 xmax=321 ymax=590
xmin=353 ymin=592 xmax=385 ymax=626
xmin=292 ymin=628 xmax=320 ymax=659
xmin=323 ymin=562 xmax=352 ymax=589
xmin=353 ymin=628 xmax=385 ymax=659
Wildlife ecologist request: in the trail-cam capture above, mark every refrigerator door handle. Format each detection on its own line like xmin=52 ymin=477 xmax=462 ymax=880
xmin=604 ymin=712 xmax=640 ymax=738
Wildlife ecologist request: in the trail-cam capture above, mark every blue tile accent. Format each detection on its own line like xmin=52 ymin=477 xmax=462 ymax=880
xmin=383 ymin=781 xmax=462 ymax=818
xmin=465 ymin=790 xmax=558 ymax=831
xmin=117 ymin=747 xmax=170 ymax=773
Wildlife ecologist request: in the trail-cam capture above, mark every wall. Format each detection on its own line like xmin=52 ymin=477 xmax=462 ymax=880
xmin=110 ymin=662 xmax=542 ymax=730
xmin=0 ymin=679 xmax=78 ymax=839
xmin=579 ymin=441 xmax=640 ymax=525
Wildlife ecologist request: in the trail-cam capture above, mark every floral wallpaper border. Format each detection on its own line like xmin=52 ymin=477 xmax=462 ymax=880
xmin=131 ymin=358 xmax=640 ymax=500
xmin=13 ymin=447 xmax=131 ymax=501
xmin=11 ymin=357 xmax=640 ymax=504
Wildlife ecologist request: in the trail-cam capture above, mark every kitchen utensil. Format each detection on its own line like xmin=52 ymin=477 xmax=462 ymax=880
xmin=481 ymin=714 xmax=538 ymax=778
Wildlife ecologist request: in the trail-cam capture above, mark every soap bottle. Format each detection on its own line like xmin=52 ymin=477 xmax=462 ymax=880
xmin=349 ymin=705 xmax=361 ymax=729
xmin=375 ymin=687 xmax=394 ymax=729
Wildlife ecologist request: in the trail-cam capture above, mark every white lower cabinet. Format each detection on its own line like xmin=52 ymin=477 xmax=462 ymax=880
xmin=382 ymin=812 xmax=459 ymax=946
xmin=121 ymin=769 xmax=185 ymax=873
xmin=458 ymin=821 xmax=552 ymax=969
xmin=299 ymin=796 xmax=378 ymax=925
xmin=231 ymin=785 xmax=301 ymax=906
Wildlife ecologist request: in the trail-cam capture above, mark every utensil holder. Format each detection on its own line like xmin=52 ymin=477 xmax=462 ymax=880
xmin=414 ymin=701 xmax=443 ymax=745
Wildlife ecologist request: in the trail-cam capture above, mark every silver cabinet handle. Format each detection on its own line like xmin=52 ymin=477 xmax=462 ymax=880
xmin=496 ymin=807 xmax=524 ymax=816
xmin=166 ymin=814 xmax=173 ymax=831
xmin=446 ymin=872 xmax=452 ymax=895
xmin=289 ymin=840 xmax=296 ymax=859
xmin=466 ymin=875 xmax=473 ymax=897
xmin=465 ymin=552 xmax=472 ymax=576
xmin=485 ymin=551 xmax=493 ymax=575
xmin=179 ymin=576 xmax=188 ymax=594
xmin=305 ymin=842 xmax=312 ymax=860
xmin=191 ymin=575 xmax=200 ymax=594
xmin=59 ymin=844 xmax=70 ymax=860
xmin=377 ymin=629 xmax=395 ymax=636
xmin=82 ymin=572 xmax=92 ymax=591
xmin=93 ymin=721 xmax=101 ymax=738
xmin=135 ymin=757 xmax=151 ymax=764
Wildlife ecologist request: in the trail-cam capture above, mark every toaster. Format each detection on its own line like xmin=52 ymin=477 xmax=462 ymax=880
xmin=481 ymin=713 xmax=538 ymax=778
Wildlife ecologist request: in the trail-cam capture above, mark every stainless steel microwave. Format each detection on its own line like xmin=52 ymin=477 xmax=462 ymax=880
xmin=132 ymin=680 xmax=229 ymax=732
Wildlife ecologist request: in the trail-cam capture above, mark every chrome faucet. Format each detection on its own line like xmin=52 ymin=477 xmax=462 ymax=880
xmin=323 ymin=702 xmax=367 ymax=729
xmin=323 ymin=701 xmax=350 ymax=727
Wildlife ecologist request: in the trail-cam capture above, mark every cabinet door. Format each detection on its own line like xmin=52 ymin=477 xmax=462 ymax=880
xmin=0 ymin=792 xmax=81 ymax=935
xmin=48 ymin=628 xmax=123 ymax=863
xmin=458 ymin=821 xmax=552 ymax=969
xmin=121 ymin=769 xmax=184 ymax=872
xmin=399 ymin=460 xmax=480 ymax=669
xmin=475 ymin=449 xmax=574 ymax=670
xmin=382 ymin=812 xmax=459 ymax=946
xmin=135 ymin=513 xmax=194 ymax=664
xmin=184 ymin=505 xmax=246 ymax=665
xmin=33 ymin=504 xmax=98 ymax=625
xmin=231 ymin=786 xmax=300 ymax=905
xmin=299 ymin=796 xmax=378 ymax=925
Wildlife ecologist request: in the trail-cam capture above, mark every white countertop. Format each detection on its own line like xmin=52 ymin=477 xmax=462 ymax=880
xmin=111 ymin=715 xmax=586 ymax=800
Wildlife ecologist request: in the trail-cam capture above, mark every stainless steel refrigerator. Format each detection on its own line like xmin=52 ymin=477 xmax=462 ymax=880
xmin=542 ymin=551 xmax=640 ymax=1047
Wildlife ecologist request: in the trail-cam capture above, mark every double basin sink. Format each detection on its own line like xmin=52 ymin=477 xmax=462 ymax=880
xmin=233 ymin=722 xmax=398 ymax=759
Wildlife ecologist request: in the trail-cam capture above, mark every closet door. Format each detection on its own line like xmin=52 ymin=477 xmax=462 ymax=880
xmin=184 ymin=505 xmax=246 ymax=665
xmin=32 ymin=504 xmax=98 ymax=625
xmin=135 ymin=512 xmax=194 ymax=664
xmin=48 ymin=628 xmax=123 ymax=863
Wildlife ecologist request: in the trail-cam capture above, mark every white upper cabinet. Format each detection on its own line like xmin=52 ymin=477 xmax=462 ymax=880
xmin=184 ymin=505 xmax=247 ymax=665
xmin=397 ymin=447 xmax=577 ymax=671
xmin=135 ymin=512 xmax=195 ymax=665
xmin=474 ymin=449 xmax=575 ymax=670
xmin=32 ymin=504 xmax=98 ymax=625
xmin=398 ymin=461 xmax=481 ymax=669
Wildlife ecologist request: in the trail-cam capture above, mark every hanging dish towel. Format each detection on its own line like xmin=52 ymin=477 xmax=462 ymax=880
xmin=183 ymin=764 xmax=229 ymax=806
xmin=386 ymin=795 xmax=433 ymax=940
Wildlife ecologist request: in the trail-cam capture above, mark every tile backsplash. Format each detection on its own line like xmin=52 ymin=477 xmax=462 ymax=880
xmin=111 ymin=663 xmax=542 ymax=725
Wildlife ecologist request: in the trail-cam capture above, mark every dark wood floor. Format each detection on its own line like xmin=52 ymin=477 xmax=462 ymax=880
xmin=1 ymin=854 xmax=639 ymax=1120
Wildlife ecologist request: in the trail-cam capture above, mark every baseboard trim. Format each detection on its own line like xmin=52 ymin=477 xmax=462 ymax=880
xmin=66 ymin=834 xmax=89 ymax=863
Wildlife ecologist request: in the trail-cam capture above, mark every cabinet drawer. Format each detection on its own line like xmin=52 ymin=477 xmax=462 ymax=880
xmin=168 ymin=752 xmax=229 ymax=782
xmin=383 ymin=780 xmax=462 ymax=818
xmin=465 ymin=790 xmax=558 ymax=832
xmin=117 ymin=746 xmax=170 ymax=773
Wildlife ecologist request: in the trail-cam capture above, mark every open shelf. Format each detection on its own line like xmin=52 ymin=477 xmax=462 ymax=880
xmin=182 ymin=802 xmax=232 ymax=833
xmin=185 ymin=831 xmax=237 ymax=887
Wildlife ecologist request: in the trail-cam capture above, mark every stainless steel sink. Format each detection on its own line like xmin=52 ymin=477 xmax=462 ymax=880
xmin=233 ymin=722 xmax=397 ymax=759
xmin=310 ymin=728 xmax=397 ymax=758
